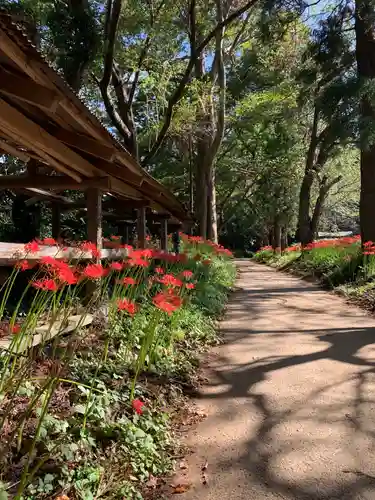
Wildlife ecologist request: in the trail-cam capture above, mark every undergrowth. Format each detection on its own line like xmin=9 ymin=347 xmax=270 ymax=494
xmin=0 ymin=236 xmax=235 ymax=499
xmin=253 ymin=237 xmax=375 ymax=306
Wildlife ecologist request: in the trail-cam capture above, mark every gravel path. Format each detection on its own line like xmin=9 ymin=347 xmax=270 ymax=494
xmin=177 ymin=260 xmax=375 ymax=500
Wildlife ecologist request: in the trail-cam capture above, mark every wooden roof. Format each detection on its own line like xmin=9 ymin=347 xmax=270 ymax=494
xmin=0 ymin=13 xmax=189 ymax=221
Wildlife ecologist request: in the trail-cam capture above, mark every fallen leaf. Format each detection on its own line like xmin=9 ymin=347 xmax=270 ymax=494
xmin=56 ymin=496 xmax=70 ymax=500
xmin=171 ymin=483 xmax=191 ymax=494
xmin=146 ymin=474 xmax=158 ymax=489
xmin=201 ymin=460 xmax=208 ymax=471
xmin=179 ymin=460 xmax=188 ymax=470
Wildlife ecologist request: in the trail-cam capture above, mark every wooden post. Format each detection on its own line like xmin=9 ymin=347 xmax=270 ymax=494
xmin=85 ymin=188 xmax=102 ymax=298
xmin=160 ymin=217 xmax=168 ymax=251
xmin=51 ymin=203 xmax=61 ymax=240
xmin=137 ymin=207 xmax=146 ymax=248
xmin=86 ymin=188 xmax=102 ymax=252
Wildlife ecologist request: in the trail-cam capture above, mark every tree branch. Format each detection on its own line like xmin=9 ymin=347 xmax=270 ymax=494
xmin=142 ymin=0 xmax=259 ymax=165
xmin=101 ymin=0 xmax=122 ymax=91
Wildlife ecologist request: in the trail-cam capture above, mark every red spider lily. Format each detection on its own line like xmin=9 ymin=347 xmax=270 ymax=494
xmin=202 ymin=259 xmax=211 ymax=265
xmin=132 ymin=399 xmax=145 ymax=415
xmin=110 ymin=235 xmax=121 ymax=240
xmin=128 ymin=258 xmax=149 ymax=267
xmin=58 ymin=267 xmax=78 ymax=285
xmin=286 ymin=244 xmax=301 ymax=252
xmin=122 ymin=277 xmax=137 ymax=286
xmin=146 ymin=235 xmax=151 ymax=241
xmin=117 ymin=298 xmax=138 ymax=315
xmin=364 ymin=241 xmax=374 ymax=248
xmin=157 ymin=274 xmax=183 ymax=287
xmin=181 ymin=270 xmax=193 ymax=279
xmin=40 ymin=256 xmax=60 ymax=268
xmin=155 ymin=267 xmax=164 ymax=274
xmin=189 ymin=236 xmax=204 ymax=243
xmin=260 ymin=245 xmax=272 ymax=251
xmin=122 ymin=244 xmax=133 ymax=251
xmin=84 ymin=263 xmax=106 ymax=279
xmin=40 ymin=237 xmax=57 ymax=246
xmin=185 ymin=283 xmax=195 ymax=290
xmin=110 ymin=262 xmax=123 ymax=271
xmin=32 ymin=278 xmax=59 ymax=291
xmin=24 ymin=241 xmax=40 ymax=253
xmin=153 ymin=291 xmax=183 ymax=315
xmin=80 ymin=241 xmax=101 ymax=258
xmin=10 ymin=324 xmax=21 ymax=334
xmin=16 ymin=260 xmax=31 ymax=271
xmin=364 ymin=251 xmax=375 ymax=255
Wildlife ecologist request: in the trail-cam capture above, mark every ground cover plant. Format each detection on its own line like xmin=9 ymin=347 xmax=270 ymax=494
xmin=253 ymin=236 xmax=375 ymax=304
xmin=0 ymin=235 xmax=235 ymax=499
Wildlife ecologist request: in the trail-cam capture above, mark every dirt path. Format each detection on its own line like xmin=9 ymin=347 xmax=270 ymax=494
xmin=175 ymin=260 xmax=375 ymax=500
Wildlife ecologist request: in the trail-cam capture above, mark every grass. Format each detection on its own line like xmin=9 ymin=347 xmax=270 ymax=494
xmin=0 ymin=236 xmax=235 ymax=499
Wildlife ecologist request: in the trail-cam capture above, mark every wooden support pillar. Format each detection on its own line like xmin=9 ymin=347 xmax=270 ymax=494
xmin=86 ymin=188 xmax=102 ymax=253
xmin=160 ymin=217 xmax=168 ymax=251
xmin=51 ymin=203 xmax=61 ymax=240
xmin=137 ymin=207 xmax=146 ymax=248
xmin=124 ymin=225 xmax=130 ymax=245
xmin=85 ymin=188 xmax=102 ymax=300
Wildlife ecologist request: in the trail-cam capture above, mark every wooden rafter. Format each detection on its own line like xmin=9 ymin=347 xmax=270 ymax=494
xmin=54 ymin=128 xmax=116 ymax=161
xmin=1 ymin=128 xmax=82 ymax=182
xmin=0 ymin=98 xmax=99 ymax=178
xmin=0 ymin=137 xmax=29 ymax=162
xmin=0 ymin=67 xmax=61 ymax=111
xmin=0 ymin=175 xmax=112 ymax=190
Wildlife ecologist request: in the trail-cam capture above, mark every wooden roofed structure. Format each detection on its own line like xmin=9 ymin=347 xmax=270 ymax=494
xmin=0 ymin=12 xmax=189 ymax=255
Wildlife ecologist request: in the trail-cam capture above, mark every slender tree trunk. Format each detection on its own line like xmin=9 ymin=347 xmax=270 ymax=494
xmin=311 ymin=175 xmax=342 ymax=239
xmin=195 ymin=154 xmax=208 ymax=238
xmin=281 ymin=227 xmax=288 ymax=251
xmin=207 ymin=168 xmax=218 ymax=242
xmin=297 ymin=106 xmax=319 ymax=245
xmin=273 ymin=219 xmax=281 ymax=250
xmin=355 ymin=0 xmax=375 ymax=244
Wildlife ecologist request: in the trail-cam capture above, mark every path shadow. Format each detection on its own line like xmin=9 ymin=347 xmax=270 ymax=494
xmin=199 ymin=262 xmax=375 ymax=499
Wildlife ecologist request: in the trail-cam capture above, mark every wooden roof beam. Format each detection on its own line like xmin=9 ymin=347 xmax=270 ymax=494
xmin=0 ymin=137 xmax=29 ymax=162
xmin=0 ymin=98 xmax=100 ymax=178
xmin=0 ymin=175 xmax=111 ymax=190
xmin=1 ymin=127 xmax=82 ymax=182
xmin=54 ymin=128 xmax=116 ymax=162
xmin=0 ymin=68 xmax=61 ymax=111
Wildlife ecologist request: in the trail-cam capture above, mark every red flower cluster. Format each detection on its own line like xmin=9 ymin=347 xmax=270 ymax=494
xmin=132 ymin=399 xmax=145 ymax=415
xmin=16 ymin=260 xmax=32 ymax=271
xmin=84 ymin=263 xmax=106 ymax=279
xmin=110 ymin=262 xmax=123 ymax=271
xmin=153 ymin=290 xmax=183 ymax=315
xmin=157 ymin=274 xmax=183 ymax=288
xmin=40 ymin=257 xmax=78 ymax=285
xmin=80 ymin=241 xmax=101 ymax=259
xmin=122 ymin=277 xmax=137 ymax=286
xmin=363 ymin=241 xmax=375 ymax=255
xmin=181 ymin=270 xmax=193 ymax=279
xmin=117 ymin=298 xmax=138 ymax=315
xmin=24 ymin=241 xmax=40 ymax=253
xmin=32 ymin=278 xmax=59 ymax=291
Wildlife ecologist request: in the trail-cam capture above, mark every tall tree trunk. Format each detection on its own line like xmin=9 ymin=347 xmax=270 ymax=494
xmin=297 ymin=106 xmax=319 ymax=245
xmin=273 ymin=219 xmax=281 ymax=251
xmin=355 ymin=0 xmax=375 ymax=244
